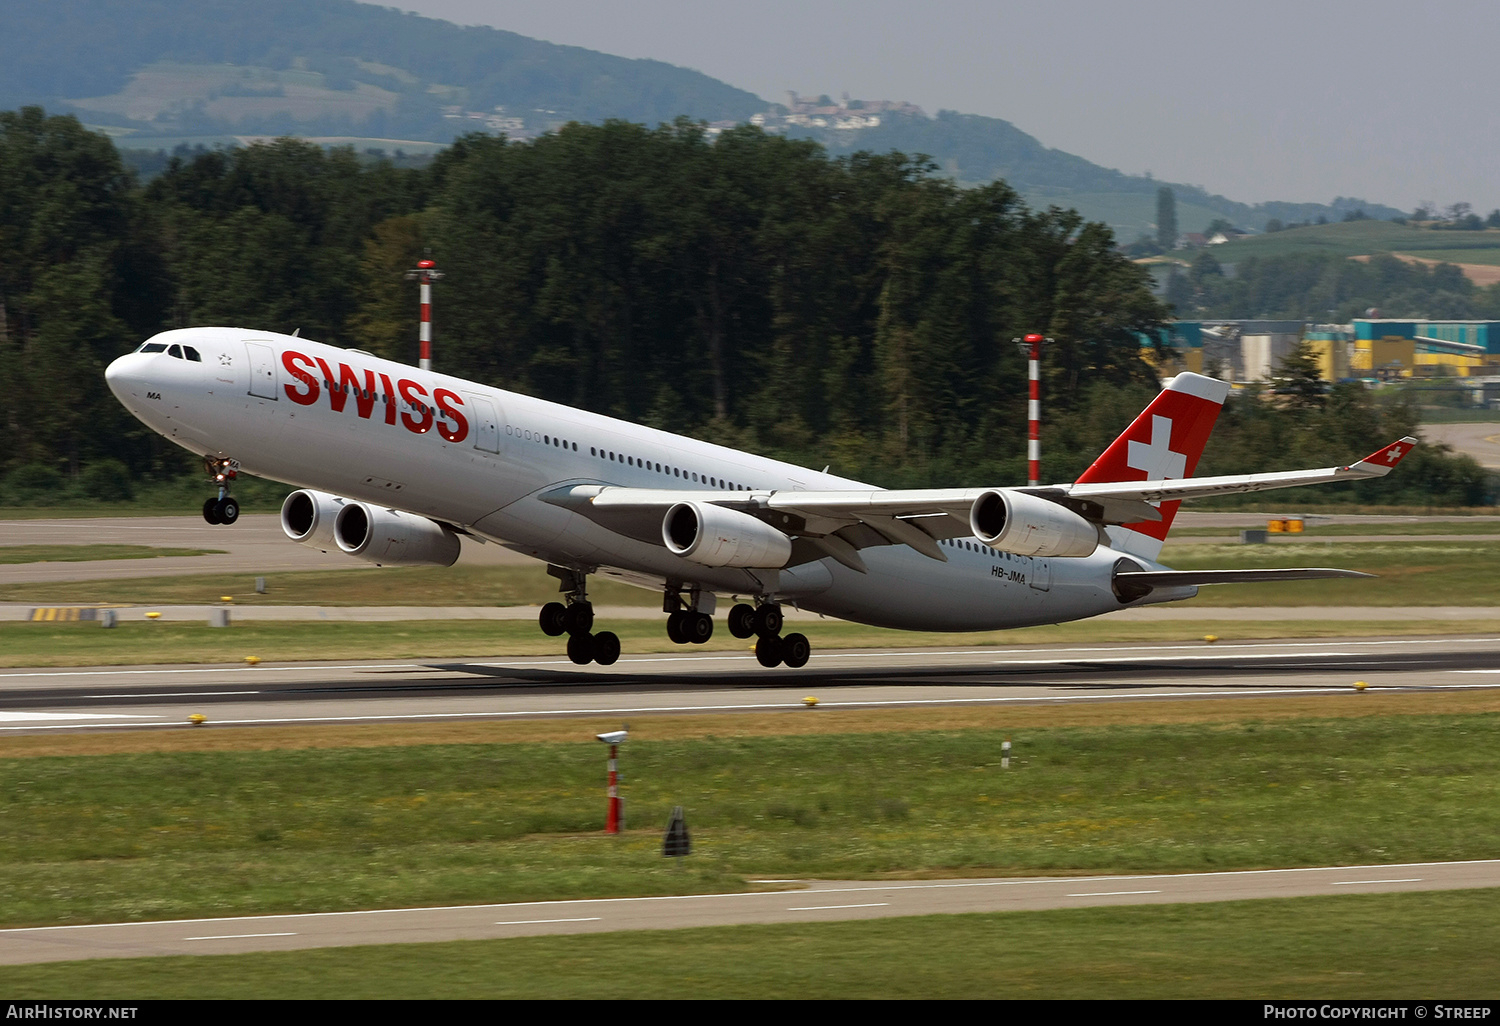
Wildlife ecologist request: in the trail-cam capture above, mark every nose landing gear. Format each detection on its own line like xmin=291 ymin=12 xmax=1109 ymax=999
xmin=201 ymin=456 xmax=240 ymax=524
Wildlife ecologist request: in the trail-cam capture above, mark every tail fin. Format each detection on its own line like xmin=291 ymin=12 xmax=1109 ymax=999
xmin=1075 ymin=372 xmax=1231 ymax=561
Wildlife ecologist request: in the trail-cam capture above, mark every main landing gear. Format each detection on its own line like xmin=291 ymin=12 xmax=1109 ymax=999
xmin=539 ymin=565 xmax=619 ymax=666
xmin=200 ymin=456 xmax=240 ymax=525
xmin=727 ymin=601 xmax=810 ymax=669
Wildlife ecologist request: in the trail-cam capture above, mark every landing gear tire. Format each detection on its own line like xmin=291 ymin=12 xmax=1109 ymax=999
xmin=592 ymin=630 xmax=621 ymax=666
xmin=666 ymin=610 xmax=688 ymax=645
xmin=781 ymin=632 xmax=811 ymax=669
xmin=202 ymin=498 xmax=222 ymax=524
xmin=753 ymin=604 xmax=783 ymax=638
xmin=755 ymin=634 xmax=783 ymax=668
xmin=539 ymin=602 xmax=569 ymax=637
xmin=217 ymin=497 xmax=239 ymax=525
xmin=567 ymin=632 xmax=595 ymax=665
xmin=564 ymin=602 xmax=594 ymax=636
xmin=685 ymin=611 xmax=714 ymax=644
xmin=727 ymin=603 xmax=756 ymax=639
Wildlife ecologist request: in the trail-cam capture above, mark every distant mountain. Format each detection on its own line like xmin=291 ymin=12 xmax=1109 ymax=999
xmin=6 ymin=0 xmax=1404 ymax=238
xmin=3 ymin=0 xmax=763 ymax=141
xmin=787 ymin=110 xmax=1405 ymax=237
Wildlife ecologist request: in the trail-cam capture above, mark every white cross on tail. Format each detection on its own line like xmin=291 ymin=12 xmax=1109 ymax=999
xmin=1126 ymin=415 xmax=1187 ymax=480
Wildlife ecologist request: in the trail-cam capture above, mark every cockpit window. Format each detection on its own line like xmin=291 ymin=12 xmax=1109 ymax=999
xmin=138 ymin=342 xmax=167 ymax=353
xmin=168 ymin=344 xmax=183 ymax=359
xmin=183 ymin=346 xmax=202 ymax=362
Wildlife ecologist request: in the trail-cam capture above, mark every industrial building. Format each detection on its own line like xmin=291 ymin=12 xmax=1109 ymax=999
xmin=1147 ymin=319 xmax=1500 ymax=386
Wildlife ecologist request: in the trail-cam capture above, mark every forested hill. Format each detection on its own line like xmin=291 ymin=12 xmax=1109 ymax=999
xmin=3 ymin=0 xmax=764 ymax=135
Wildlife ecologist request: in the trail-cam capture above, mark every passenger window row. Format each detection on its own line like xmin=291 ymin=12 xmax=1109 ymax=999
xmin=512 ymin=427 xmax=750 ymax=490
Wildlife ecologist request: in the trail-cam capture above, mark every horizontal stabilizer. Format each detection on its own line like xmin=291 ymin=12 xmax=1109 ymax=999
xmin=1116 ymin=568 xmax=1374 ymax=589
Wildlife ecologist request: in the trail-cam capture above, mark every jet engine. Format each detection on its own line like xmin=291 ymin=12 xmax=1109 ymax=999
xmin=969 ymin=489 xmax=1099 ymax=558
xmin=280 ymin=490 xmax=347 ymax=551
xmin=333 ymin=502 xmax=462 ymax=567
xmin=663 ymin=501 xmax=793 ymax=568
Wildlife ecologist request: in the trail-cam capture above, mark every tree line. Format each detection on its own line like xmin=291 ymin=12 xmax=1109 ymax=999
xmin=0 ymin=106 xmax=1484 ymax=506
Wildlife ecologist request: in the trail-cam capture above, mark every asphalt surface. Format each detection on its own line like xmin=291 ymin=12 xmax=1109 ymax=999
xmin=4 ymin=860 xmax=1497 ymax=965
xmin=5 ymin=635 xmax=1500 ymax=733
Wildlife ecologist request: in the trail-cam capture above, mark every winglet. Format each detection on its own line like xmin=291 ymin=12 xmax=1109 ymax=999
xmin=1349 ymin=436 xmax=1418 ymax=476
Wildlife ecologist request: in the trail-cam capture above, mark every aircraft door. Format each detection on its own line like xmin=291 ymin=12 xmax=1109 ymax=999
xmin=245 ymin=342 xmax=278 ymax=400
xmin=464 ymin=393 xmax=503 ymax=454
xmin=1028 ymin=557 xmax=1052 ymax=592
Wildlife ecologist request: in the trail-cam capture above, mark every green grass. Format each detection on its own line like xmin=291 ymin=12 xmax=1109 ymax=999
xmin=4 ymin=713 xmax=1499 ymax=927
xmin=3 ymin=890 xmax=1496 ymax=998
xmin=1169 ymin=520 xmax=1500 ymax=537
xmin=1159 ymin=540 xmax=1500 ymax=605
xmin=2 ymin=616 xmax=1493 ymax=668
xmin=1208 ymin=219 xmax=1500 ymax=261
xmin=0 ymin=545 xmax=223 ymax=564
xmin=0 ymin=562 xmax=658 ymax=608
xmin=6 ymin=536 xmax=1499 ymax=611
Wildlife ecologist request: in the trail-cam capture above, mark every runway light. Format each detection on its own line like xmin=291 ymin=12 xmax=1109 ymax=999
xmin=145 ymin=611 xmax=161 ymax=620
xmin=1354 ymin=680 xmax=1368 ymax=692
xmin=1203 ymin=634 xmax=1219 ymax=643
xmin=188 ymin=713 xmax=206 ymax=726
xmin=220 ymin=596 xmax=233 ymax=603
xmin=802 ymin=696 xmax=819 ymax=708
xmin=244 ymin=656 xmax=261 ymax=665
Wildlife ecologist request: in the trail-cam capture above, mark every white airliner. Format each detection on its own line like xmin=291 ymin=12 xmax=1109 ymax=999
xmin=105 ymin=328 xmax=1414 ymax=668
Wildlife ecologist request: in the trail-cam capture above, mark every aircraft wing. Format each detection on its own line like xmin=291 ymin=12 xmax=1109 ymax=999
xmin=1065 ymin=437 xmax=1418 ymax=505
xmin=542 ymin=436 xmax=1417 ymax=572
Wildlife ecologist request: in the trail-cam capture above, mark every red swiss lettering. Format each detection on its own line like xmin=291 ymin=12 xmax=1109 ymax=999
xmin=433 ymin=388 xmax=469 ymax=444
xmin=398 ymin=378 xmax=433 ymax=434
xmin=378 ymin=373 xmax=398 ymax=426
xmin=282 ymin=351 xmax=319 ymax=405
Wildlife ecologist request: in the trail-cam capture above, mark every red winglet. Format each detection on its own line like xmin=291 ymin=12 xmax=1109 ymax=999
xmin=1353 ymin=436 xmax=1418 ymax=473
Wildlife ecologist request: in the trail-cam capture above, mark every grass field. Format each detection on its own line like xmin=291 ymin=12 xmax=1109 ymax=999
xmin=1207 ymin=219 xmax=1500 ymax=262
xmin=4 ymin=889 xmax=1497 ymax=998
xmin=3 ymin=696 xmax=1499 ymax=928
xmin=3 ymin=537 xmax=1496 ymax=612
xmin=0 ymin=545 xmax=222 ymax=564
xmin=3 ymin=698 xmax=1500 ymax=996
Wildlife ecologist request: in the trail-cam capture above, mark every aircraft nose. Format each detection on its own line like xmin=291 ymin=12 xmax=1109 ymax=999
xmin=105 ymin=352 xmax=144 ymax=400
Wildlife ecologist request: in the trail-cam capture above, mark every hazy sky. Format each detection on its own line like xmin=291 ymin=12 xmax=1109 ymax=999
xmin=393 ymin=0 xmax=1499 ymax=215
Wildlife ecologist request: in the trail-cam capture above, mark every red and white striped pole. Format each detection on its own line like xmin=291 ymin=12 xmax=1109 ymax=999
xmin=405 ymin=259 xmax=444 ymax=371
xmin=597 ymin=729 xmax=627 ymax=833
xmin=606 ymin=742 xmax=621 ymax=834
xmin=1024 ymin=333 xmax=1045 ymax=486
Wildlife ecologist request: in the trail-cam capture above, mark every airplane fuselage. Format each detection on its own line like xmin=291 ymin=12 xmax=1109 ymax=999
xmin=106 ymin=328 xmax=1170 ymax=632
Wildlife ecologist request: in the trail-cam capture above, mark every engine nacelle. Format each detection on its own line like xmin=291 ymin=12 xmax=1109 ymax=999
xmin=663 ymin=501 xmax=793 ymax=568
xmin=280 ymin=490 xmax=347 ymax=551
xmin=969 ymin=489 xmax=1099 ymax=558
xmin=333 ymin=502 xmax=462 ymax=567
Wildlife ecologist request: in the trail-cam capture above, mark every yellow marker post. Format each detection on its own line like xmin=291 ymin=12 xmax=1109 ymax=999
xmin=244 ymin=656 xmax=261 ymax=666
xmin=802 ymin=696 xmax=819 ymax=708
xmin=145 ymin=612 xmax=161 ymax=620
xmin=1203 ymin=634 xmax=1219 ymax=644
xmin=188 ymin=713 xmax=206 ymax=726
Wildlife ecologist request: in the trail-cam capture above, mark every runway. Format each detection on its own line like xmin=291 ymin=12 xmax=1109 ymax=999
xmin=3 ymin=859 xmax=1498 ymax=965
xmin=4 ymin=635 xmax=1500 ymax=732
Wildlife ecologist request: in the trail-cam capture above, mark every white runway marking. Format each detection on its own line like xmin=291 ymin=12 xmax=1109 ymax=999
xmin=1331 ymin=878 xmax=1424 ymax=886
xmin=0 ymin=710 xmax=159 ymax=723
xmin=1067 ymin=890 xmax=1162 ymax=897
xmin=185 ymin=932 xmax=298 ymax=940
xmin=787 ymin=903 xmax=890 ymax=911
xmin=495 ymin=917 xmax=602 ymax=926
